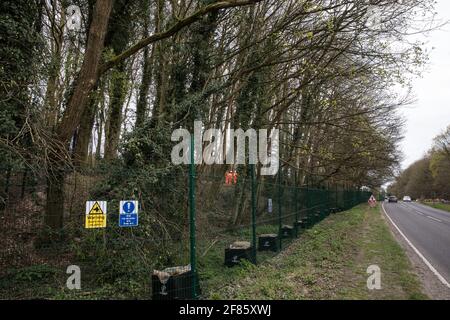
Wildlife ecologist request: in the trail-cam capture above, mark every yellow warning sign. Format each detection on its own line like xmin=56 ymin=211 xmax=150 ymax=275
xmin=85 ymin=201 xmax=107 ymax=229
xmin=89 ymin=202 xmax=104 ymax=215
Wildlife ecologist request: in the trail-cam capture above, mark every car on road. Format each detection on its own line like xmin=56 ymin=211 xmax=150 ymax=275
xmin=402 ymin=196 xmax=412 ymax=202
xmin=388 ymin=196 xmax=398 ymax=203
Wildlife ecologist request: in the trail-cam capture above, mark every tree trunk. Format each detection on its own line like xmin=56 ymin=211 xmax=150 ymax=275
xmin=104 ymin=63 xmax=127 ymax=160
xmin=103 ymin=0 xmax=133 ymax=160
xmin=73 ymin=90 xmax=98 ymax=167
xmin=56 ymin=0 xmax=113 ymax=143
xmin=43 ymin=1 xmax=64 ymax=129
xmin=135 ymin=43 xmax=153 ymax=129
xmin=44 ymin=169 xmax=65 ymax=231
xmin=45 ymin=0 xmax=113 ymax=232
xmin=96 ymin=98 xmax=105 ymax=160
xmin=135 ymin=1 xmax=153 ymax=129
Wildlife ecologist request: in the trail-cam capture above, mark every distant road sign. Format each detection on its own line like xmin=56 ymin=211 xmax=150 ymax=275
xmin=85 ymin=201 xmax=107 ymax=229
xmin=368 ymin=195 xmax=377 ymax=208
xmin=119 ymin=200 xmax=139 ymax=227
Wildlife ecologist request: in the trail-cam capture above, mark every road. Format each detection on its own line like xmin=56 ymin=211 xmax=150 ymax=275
xmin=382 ymin=201 xmax=450 ymax=289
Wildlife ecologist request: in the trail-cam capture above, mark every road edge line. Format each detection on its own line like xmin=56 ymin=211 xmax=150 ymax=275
xmin=426 ymin=216 xmax=442 ymax=223
xmin=381 ymin=203 xmax=450 ymax=289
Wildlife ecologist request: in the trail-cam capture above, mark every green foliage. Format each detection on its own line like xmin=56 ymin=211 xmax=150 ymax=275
xmin=1 ymin=0 xmax=439 ymax=300
xmin=424 ymin=202 xmax=450 ymax=214
xmin=0 ymin=0 xmax=41 ymax=169
xmin=68 ymin=120 xmax=189 ymax=288
xmin=7 ymin=265 xmax=59 ymax=283
xmin=235 ymin=44 xmax=272 ymax=130
xmin=390 ymin=128 xmax=450 ymax=200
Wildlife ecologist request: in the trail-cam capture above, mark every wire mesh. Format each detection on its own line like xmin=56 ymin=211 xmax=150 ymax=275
xmin=0 ymin=166 xmax=371 ymax=299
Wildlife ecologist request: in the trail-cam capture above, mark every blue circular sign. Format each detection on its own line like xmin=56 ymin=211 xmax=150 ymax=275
xmin=123 ymin=201 xmax=135 ymax=214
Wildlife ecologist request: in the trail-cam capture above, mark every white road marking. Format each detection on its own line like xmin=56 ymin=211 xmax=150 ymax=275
xmin=412 ymin=209 xmax=425 ymax=216
xmin=427 ymin=216 xmax=442 ymax=223
xmin=403 ymin=203 xmax=441 ymax=220
xmin=381 ymin=203 xmax=450 ymax=289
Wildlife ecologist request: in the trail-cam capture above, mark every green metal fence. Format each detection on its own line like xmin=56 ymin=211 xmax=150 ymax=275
xmin=189 ymin=165 xmax=371 ymax=299
xmin=0 ymin=163 xmax=371 ymax=300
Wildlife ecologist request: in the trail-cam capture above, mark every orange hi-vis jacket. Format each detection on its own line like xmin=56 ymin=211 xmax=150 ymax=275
xmin=225 ymin=171 xmax=238 ymax=185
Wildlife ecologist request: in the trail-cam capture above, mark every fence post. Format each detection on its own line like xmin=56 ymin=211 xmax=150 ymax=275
xmin=306 ymin=176 xmax=310 ymax=227
xmin=278 ymin=168 xmax=282 ymax=250
xmin=320 ymin=186 xmax=325 ymax=220
xmin=335 ymin=183 xmax=338 ymax=210
xmin=344 ymin=182 xmax=348 ymax=210
xmin=189 ymin=134 xmax=197 ymax=299
xmin=250 ymin=164 xmax=257 ymax=264
xmin=294 ymin=175 xmax=299 ymax=238
xmin=326 ymin=183 xmax=330 ymax=216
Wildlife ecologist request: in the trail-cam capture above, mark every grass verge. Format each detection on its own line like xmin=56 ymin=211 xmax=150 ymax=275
xmin=422 ymin=202 xmax=450 ymax=214
xmin=205 ymin=205 xmax=427 ymax=300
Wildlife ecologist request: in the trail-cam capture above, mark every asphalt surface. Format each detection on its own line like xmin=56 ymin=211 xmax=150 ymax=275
xmin=382 ymin=201 xmax=450 ymax=287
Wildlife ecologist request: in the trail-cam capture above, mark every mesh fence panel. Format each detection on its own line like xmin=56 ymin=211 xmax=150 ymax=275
xmin=0 ymin=166 xmax=371 ymax=299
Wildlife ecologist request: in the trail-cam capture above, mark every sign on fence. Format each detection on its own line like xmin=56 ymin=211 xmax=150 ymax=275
xmin=119 ymin=201 xmax=139 ymax=227
xmin=85 ymin=201 xmax=107 ymax=229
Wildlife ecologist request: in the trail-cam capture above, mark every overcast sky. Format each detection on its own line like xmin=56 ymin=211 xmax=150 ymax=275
xmin=399 ymin=0 xmax=450 ymax=169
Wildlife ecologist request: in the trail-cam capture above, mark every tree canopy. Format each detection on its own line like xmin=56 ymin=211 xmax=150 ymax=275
xmin=0 ymin=0 xmax=438 ymax=232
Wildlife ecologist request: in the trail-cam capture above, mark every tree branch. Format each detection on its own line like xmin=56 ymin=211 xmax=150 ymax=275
xmin=99 ymin=0 xmax=263 ymax=74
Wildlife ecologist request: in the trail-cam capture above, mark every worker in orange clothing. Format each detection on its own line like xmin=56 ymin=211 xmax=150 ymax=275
xmin=225 ymin=170 xmax=238 ymax=185
xmin=225 ymin=170 xmax=233 ymax=185
xmin=232 ymin=170 xmax=238 ymax=184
